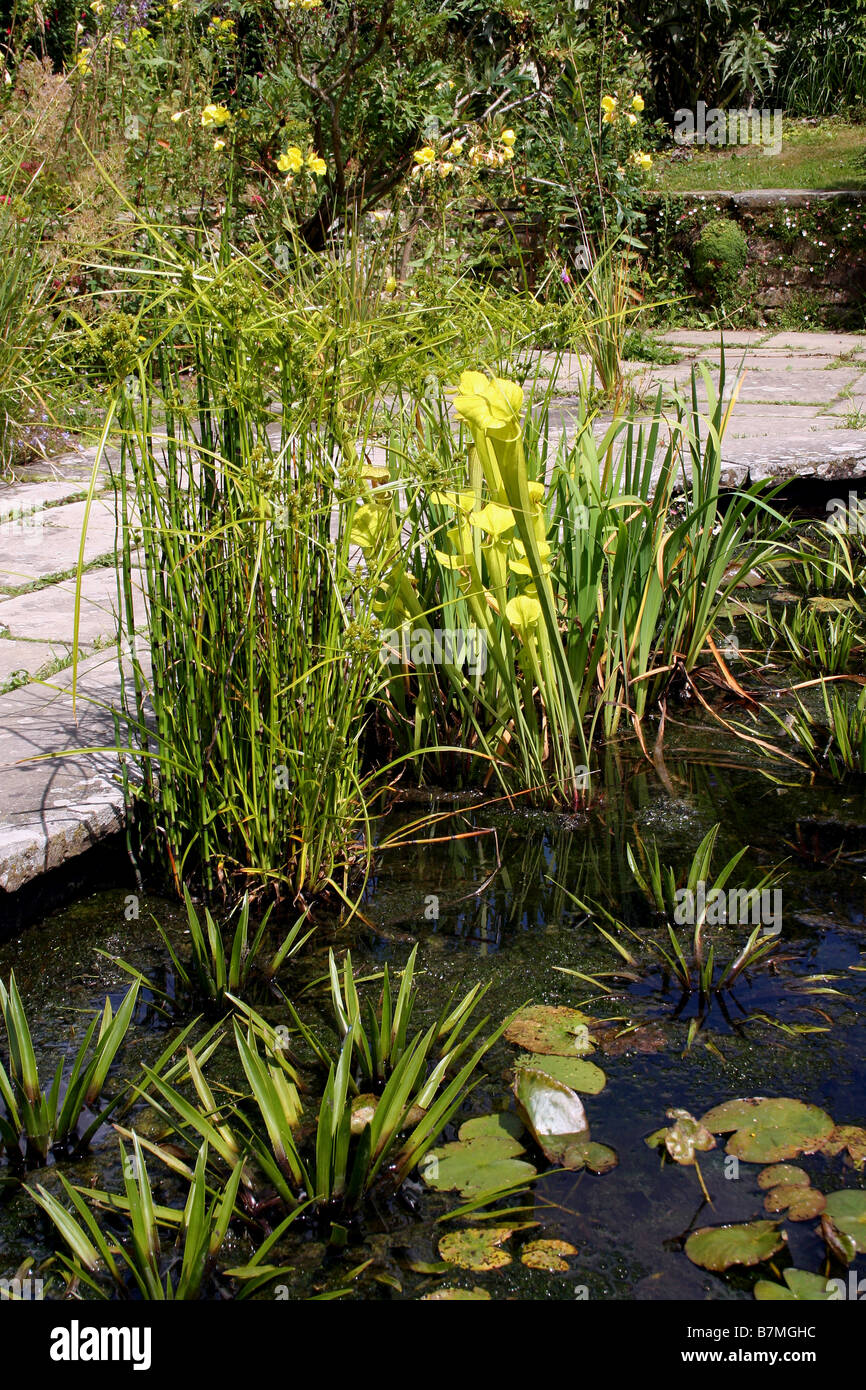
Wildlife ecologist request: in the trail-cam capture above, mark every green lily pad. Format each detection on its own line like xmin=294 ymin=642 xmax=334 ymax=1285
xmin=821 ymin=1124 xmax=866 ymax=1168
xmin=763 ymin=1185 xmax=826 ymax=1220
xmin=520 ymin=1239 xmax=578 ymax=1271
xmin=701 ymin=1097 xmax=834 ymax=1163
xmin=821 ymin=1212 xmax=858 ymax=1264
xmin=438 ymin=1226 xmax=515 ymax=1271
xmin=685 ymin=1221 xmax=785 ymax=1272
xmin=823 ymin=1190 xmax=866 ymax=1253
xmin=754 ymin=1269 xmax=834 ymax=1301
xmin=504 ymin=1005 xmax=595 ymax=1056
xmin=458 ymin=1113 xmax=525 ymax=1144
xmin=757 ymin=1164 xmax=810 ymax=1191
xmin=515 ymin=1052 xmax=606 ymax=1095
xmin=571 ymin=1139 xmax=618 ymax=1174
xmin=420 ymin=1133 xmax=536 ymax=1198
xmin=421 ymin=1286 xmax=492 ymax=1300
xmin=513 ymin=1065 xmax=589 ymax=1167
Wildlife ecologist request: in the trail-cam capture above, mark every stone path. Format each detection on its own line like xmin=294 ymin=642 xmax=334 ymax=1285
xmin=1 ymin=330 xmax=865 ymax=901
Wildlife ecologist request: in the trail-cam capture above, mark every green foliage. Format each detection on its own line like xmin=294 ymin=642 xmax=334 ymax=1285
xmin=692 ymin=218 xmax=749 ymax=300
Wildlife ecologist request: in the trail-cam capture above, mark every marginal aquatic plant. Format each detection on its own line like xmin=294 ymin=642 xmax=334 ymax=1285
xmin=779 ymin=680 xmax=866 ymax=780
xmin=134 ymin=997 xmax=510 ymax=1238
xmin=279 ymin=945 xmax=490 ymax=1090
xmin=152 ymin=888 xmax=315 ymax=1011
xmin=0 ymin=976 xmax=139 ymax=1167
xmin=556 ymin=825 xmax=786 ymax=1044
xmin=27 ymin=1134 xmax=260 ymax=1300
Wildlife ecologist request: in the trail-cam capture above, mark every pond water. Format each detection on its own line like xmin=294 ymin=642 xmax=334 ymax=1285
xmin=2 ymin=701 xmax=865 ymax=1300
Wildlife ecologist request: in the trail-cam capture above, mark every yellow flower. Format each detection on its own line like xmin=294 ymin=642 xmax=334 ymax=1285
xmin=307 ymin=153 xmax=327 ymax=177
xmin=439 ymin=160 xmax=454 ymax=176
xmin=213 ymin=138 xmax=226 ymax=151
xmin=501 ymin=146 xmax=514 ymax=160
xmin=470 ymin=503 xmax=516 ymax=540
xmin=385 ymin=275 xmax=397 ymax=293
xmin=453 ymin=371 xmax=524 ymax=443
xmin=601 ymin=95 xmax=617 ymax=112
xmin=200 ymin=103 xmax=231 ymax=128
xmin=505 ymin=594 xmax=542 ymax=632
xmin=277 ymin=146 xmax=304 ymax=173
xmin=74 ymin=47 xmax=92 ymax=75
xmin=413 ymin=145 xmax=436 ymax=166
xmin=627 ymin=112 xmax=638 ymax=127
xmin=631 ymin=94 xmax=644 ymax=112
xmin=501 ymin=128 xmax=516 ymax=146
xmin=90 ymin=0 xmax=105 ymax=14
xmin=171 ymin=110 xmax=183 ymax=122
xmin=631 ymin=150 xmax=652 ymax=170
xmin=448 ymin=139 xmax=464 ymax=156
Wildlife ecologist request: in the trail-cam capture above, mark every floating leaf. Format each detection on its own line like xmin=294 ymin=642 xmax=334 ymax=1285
xmin=515 ymin=1052 xmax=606 ymax=1095
xmin=420 ymin=1133 xmax=535 ymax=1198
xmin=421 ymin=1286 xmax=492 ymax=1300
xmin=821 ymin=1124 xmax=866 ymax=1169
xmin=757 ymin=1164 xmax=810 ymax=1191
xmin=504 ymin=1005 xmax=595 ymax=1056
xmin=513 ymin=1065 xmax=588 ymax=1167
xmin=520 ymin=1239 xmax=578 ymax=1272
xmin=763 ymin=1184 xmax=825 ymax=1220
xmin=574 ymin=1140 xmax=618 ymax=1174
xmin=701 ymin=1097 xmax=834 ymax=1163
xmin=647 ymin=1109 xmax=715 ymax=1165
xmin=823 ymin=1190 xmax=866 ymax=1253
xmin=438 ymin=1227 xmax=515 ymax=1271
xmin=821 ymin=1212 xmax=858 ymax=1265
xmin=754 ymin=1269 xmax=834 ymax=1301
xmin=685 ymin=1221 xmax=785 ymax=1272
xmin=458 ymin=1113 xmax=524 ymax=1144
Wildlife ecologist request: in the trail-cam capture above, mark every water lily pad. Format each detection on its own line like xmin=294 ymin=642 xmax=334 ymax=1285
xmin=685 ymin=1221 xmax=785 ymax=1272
xmin=458 ymin=1113 xmax=524 ymax=1144
xmin=754 ymin=1269 xmax=834 ymax=1301
xmin=420 ymin=1133 xmax=536 ymax=1198
xmin=701 ymin=1097 xmax=834 ymax=1163
xmin=824 ymin=1190 xmax=866 ymax=1253
xmin=520 ymin=1239 xmax=578 ymax=1271
xmin=821 ymin=1212 xmax=858 ymax=1264
xmin=821 ymin=1124 xmax=866 ymax=1168
xmin=504 ymin=1005 xmax=595 ymax=1056
xmin=513 ymin=1065 xmax=589 ymax=1167
xmin=438 ymin=1226 xmax=515 ymax=1271
xmin=763 ymin=1184 xmax=826 ymax=1220
xmin=515 ymin=1052 xmax=606 ymax=1095
xmin=422 ymin=1286 xmax=492 ymax=1300
xmin=647 ymin=1109 xmax=715 ymax=1165
xmin=572 ymin=1140 xmax=618 ymax=1174
xmin=757 ymin=1164 xmax=810 ymax=1191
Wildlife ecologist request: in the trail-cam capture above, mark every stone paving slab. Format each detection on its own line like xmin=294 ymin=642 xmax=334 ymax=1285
xmin=0 ymin=639 xmax=70 ymax=686
xmin=0 ymin=565 xmax=145 ymax=650
xmin=0 ymin=649 xmax=143 ymax=895
xmin=0 ymin=497 xmax=118 ymax=590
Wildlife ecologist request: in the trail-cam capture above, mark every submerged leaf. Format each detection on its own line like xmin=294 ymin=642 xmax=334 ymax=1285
xmin=685 ymin=1220 xmax=785 ymax=1272
xmin=421 ymin=1286 xmax=491 ymax=1300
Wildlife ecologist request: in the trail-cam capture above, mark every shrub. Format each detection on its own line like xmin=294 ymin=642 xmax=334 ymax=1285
xmin=692 ymin=218 xmax=749 ymax=300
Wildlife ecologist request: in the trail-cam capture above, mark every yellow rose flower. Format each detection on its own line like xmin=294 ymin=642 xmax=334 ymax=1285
xmin=631 ymin=94 xmax=645 ymax=112
xmin=501 ymin=128 xmax=516 ymax=146
xmin=627 ymin=112 xmax=638 ymax=127
xmin=413 ymin=145 xmax=436 ymax=166
xmin=213 ymin=138 xmax=226 ymax=151
xmin=600 ymin=95 xmax=617 ymax=113
xmin=307 ymin=153 xmax=327 ymax=177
